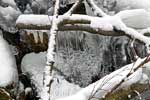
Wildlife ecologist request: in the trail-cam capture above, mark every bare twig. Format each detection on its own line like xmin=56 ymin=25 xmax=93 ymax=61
xmin=134 ymin=90 xmax=142 ymax=100
xmin=105 ymin=55 xmax=150 ymax=97
xmin=88 ymin=66 xmax=131 ymax=100
xmin=129 ymin=39 xmax=138 ymax=61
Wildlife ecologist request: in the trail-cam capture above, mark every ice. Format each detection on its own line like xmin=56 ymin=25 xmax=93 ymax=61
xmin=21 ymin=52 xmax=81 ymax=100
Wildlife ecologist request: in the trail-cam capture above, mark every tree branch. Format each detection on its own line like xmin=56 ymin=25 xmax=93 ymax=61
xmin=64 ymin=0 xmax=83 ymax=15
xmin=86 ymin=0 xmax=108 ymax=17
xmin=56 ymin=57 xmax=150 ymax=100
xmin=42 ymin=0 xmax=60 ymax=100
xmin=16 ymin=14 xmax=150 ymax=46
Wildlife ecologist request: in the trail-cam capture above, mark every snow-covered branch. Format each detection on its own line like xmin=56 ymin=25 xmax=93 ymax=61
xmin=56 ymin=57 xmax=150 ymax=100
xmin=86 ymin=0 xmax=108 ymax=17
xmin=42 ymin=0 xmax=60 ymax=100
xmin=16 ymin=13 xmax=150 ymax=46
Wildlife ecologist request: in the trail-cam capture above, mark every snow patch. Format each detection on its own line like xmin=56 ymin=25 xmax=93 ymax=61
xmin=0 ymin=36 xmax=18 ymax=87
xmin=114 ymin=0 xmax=150 ymax=12
xmin=16 ymin=15 xmax=52 ymax=27
xmin=90 ymin=16 xmax=125 ymax=31
xmin=116 ymin=9 xmax=150 ymax=29
xmin=1 ymin=0 xmax=17 ymax=8
xmin=0 ymin=6 xmax=21 ymax=22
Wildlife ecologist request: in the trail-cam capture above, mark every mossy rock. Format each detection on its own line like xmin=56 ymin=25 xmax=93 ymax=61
xmin=103 ymin=83 xmax=150 ymax=100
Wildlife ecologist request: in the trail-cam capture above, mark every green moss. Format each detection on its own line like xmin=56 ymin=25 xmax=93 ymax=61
xmin=102 ymin=83 xmax=150 ymax=100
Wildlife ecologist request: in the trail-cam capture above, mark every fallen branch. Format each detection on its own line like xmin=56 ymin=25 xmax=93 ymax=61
xmin=56 ymin=57 xmax=150 ymax=100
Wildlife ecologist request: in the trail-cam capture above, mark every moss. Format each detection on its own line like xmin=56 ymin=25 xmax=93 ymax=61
xmin=102 ymin=83 xmax=150 ymax=100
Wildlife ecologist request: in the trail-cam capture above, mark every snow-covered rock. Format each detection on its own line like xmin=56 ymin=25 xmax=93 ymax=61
xmin=1 ymin=0 xmax=17 ymax=8
xmin=0 ymin=35 xmax=18 ymax=87
xmin=21 ymin=52 xmax=81 ymax=100
xmin=116 ymin=9 xmax=150 ymax=29
xmin=0 ymin=6 xmax=21 ymax=21
xmin=113 ymin=0 xmax=150 ymax=12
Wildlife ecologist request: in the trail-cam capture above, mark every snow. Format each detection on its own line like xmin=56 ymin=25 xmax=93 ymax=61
xmin=0 ymin=6 xmax=21 ymax=22
xmin=42 ymin=16 xmax=59 ymax=99
xmin=25 ymin=87 xmax=32 ymax=95
xmin=0 ymin=6 xmax=20 ymax=18
xmin=16 ymin=15 xmax=52 ymax=27
xmin=114 ymin=0 xmax=150 ymax=12
xmin=90 ymin=13 xmax=150 ymax=45
xmin=90 ymin=8 xmax=150 ymax=31
xmin=21 ymin=52 xmax=150 ymax=100
xmin=21 ymin=52 xmax=81 ymax=100
xmin=90 ymin=16 xmax=113 ymax=31
xmin=90 ymin=15 xmax=126 ymax=31
xmin=0 ymin=35 xmax=18 ymax=87
xmin=47 ymin=30 xmax=56 ymax=63
xmin=56 ymin=58 xmax=150 ymax=100
xmin=1 ymin=0 xmax=17 ymax=8
xmin=142 ymin=61 xmax=150 ymax=83
xmin=116 ymin=9 xmax=150 ymax=29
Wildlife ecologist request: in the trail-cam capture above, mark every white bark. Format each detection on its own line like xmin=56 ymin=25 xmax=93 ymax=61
xmin=42 ymin=0 xmax=60 ymax=100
